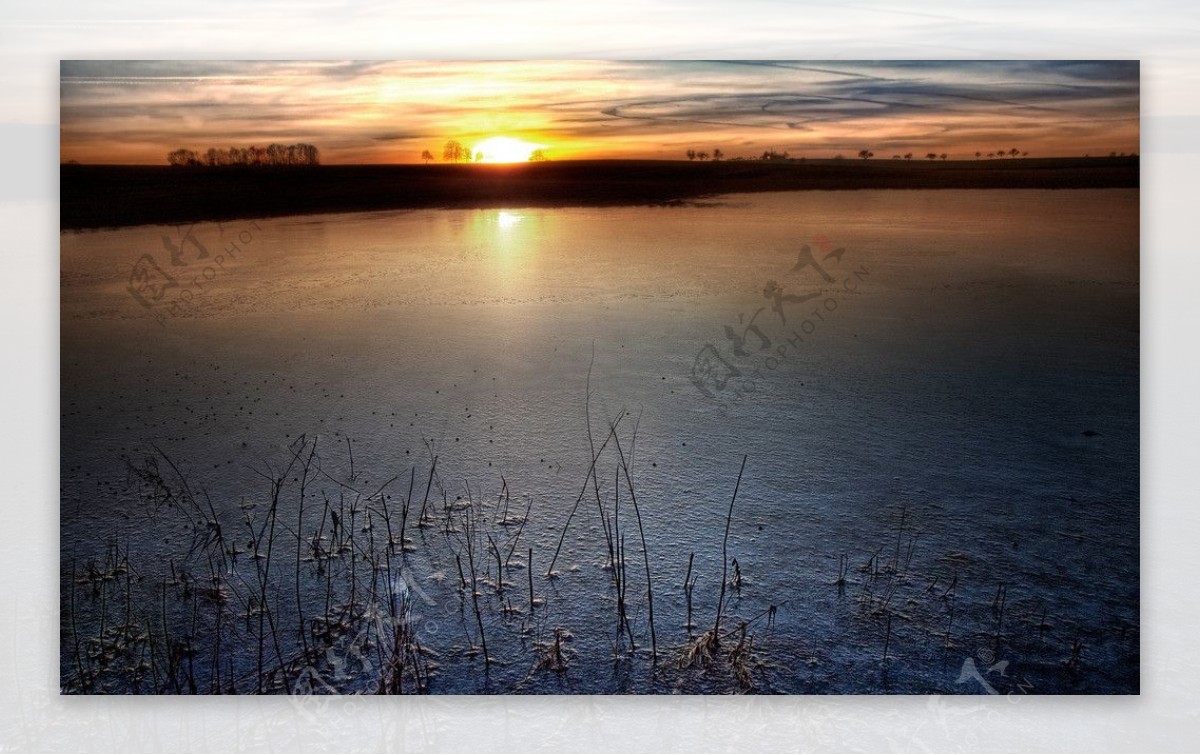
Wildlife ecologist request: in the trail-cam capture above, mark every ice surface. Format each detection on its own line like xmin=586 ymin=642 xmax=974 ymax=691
xmin=60 ymin=189 xmax=1138 ymax=693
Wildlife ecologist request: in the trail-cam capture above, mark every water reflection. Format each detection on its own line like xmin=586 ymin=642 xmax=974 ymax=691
xmin=497 ymin=210 xmax=523 ymax=229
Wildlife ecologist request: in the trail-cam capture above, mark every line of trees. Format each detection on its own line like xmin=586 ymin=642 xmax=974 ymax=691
xmin=868 ymin=148 xmax=1042 ymax=161
xmin=166 ymin=143 xmax=320 ymax=167
xmin=692 ymin=148 xmax=963 ymax=162
xmin=871 ymin=150 xmax=946 ymax=161
xmin=677 ymin=146 xmax=1048 ymax=163
xmin=425 ymin=140 xmax=550 ymax=163
xmin=676 ymin=146 xmax=1136 ymax=162
xmin=976 ymin=148 xmax=1028 ymax=159
xmin=760 ymin=146 xmax=1135 ymax=163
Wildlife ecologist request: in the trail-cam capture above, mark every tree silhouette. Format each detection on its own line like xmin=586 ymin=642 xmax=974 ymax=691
xmin=420 ymin=150 xmax=434 ymax=164
xmin=167 ymin=149 xmax=201 ymax=166
xmin=712 ymin=148 xmax=724 ymax=161
xmin=528 ymin=149 xmax=548 ymax=162
xmin=686 ymin=149 xmax=696 ymax=161
xmin=940 ymin=153 xmax=947 ymax=161
xmin=904 ymin=153 xmax=912 ymax=160
xmin=975 ymin=151 xmax=982 ymax=159
xmin=443 ymin=140 xmax=467 ymax=163
xmin=926 ymin=153 xmax=938 ymax=160
xmin=858 ymin=149 xmax=874 ymax=160
xmin=1009 ymin=148 xmax=1020 ymax=158
xmin=697 ymin=151 xmax=709 ymax=161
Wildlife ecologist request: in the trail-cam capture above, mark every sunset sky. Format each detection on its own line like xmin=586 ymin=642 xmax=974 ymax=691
xmin=59 ymin=60 xmax=1139 ymax=164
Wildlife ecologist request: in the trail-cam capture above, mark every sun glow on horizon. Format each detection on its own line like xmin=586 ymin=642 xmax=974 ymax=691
xmin=473 ymin=136 xmax=545 ymax=163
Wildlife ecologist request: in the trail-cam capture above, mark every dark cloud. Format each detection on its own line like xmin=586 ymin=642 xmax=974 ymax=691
xmin=372 ymin=133 xmax=429 ymax=142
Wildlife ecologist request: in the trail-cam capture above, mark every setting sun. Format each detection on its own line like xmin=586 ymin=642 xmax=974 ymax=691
xmin=473 ymin=136 xmax=544 ymax=163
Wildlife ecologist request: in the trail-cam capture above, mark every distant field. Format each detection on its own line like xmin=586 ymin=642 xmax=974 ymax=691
xmin=60 ymin=157 xmax=1139 ymax=230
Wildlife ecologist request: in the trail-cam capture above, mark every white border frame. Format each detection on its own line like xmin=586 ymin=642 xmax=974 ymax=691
xmin=5 ymin=1 xmax=1199 ymax=751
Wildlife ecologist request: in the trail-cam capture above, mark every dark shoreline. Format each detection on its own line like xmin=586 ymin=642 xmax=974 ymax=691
xmin=60 ymin=157 xmax=1139 ymax=230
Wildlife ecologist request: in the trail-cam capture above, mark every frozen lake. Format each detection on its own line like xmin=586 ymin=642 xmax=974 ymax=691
xmin=61 ymin=189 xmax=1138 ymax=694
